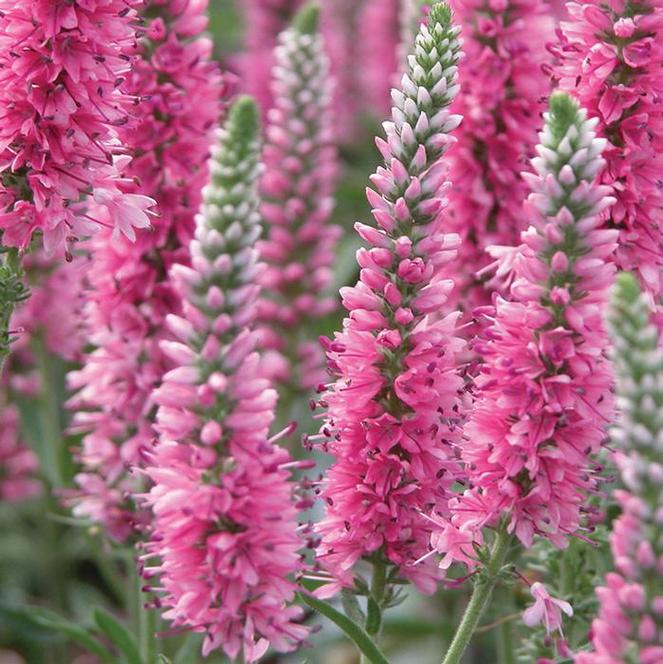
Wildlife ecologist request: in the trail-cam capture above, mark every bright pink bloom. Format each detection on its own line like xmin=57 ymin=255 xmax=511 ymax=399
xmin=0 ymin=0 xmax=155 ymax=253
xmin=434 ymin=95 xmax=616 ymax=561
xmin=313 ymin=7 xmax=467 ymax=596
xmin=67 ymin=0 xmax=225 ymax=541
xmin=140 ymin=98 xmax=308 ymax=662
xmin=443 ymin=0 xmax=553 ymax=308
xmin=555 ymin=0 xmax=663 ymax=327
xmin=258 ymin=8 xmax=341 ymax=391
xmin=523 ymin=582 xmax=574 ymax=635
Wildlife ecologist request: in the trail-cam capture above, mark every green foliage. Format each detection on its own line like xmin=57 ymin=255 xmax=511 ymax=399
xmin=298 ymin=592 xmax=391 ymax=664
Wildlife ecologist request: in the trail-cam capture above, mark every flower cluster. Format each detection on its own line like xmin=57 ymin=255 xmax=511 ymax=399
xmin=67 ymin=0 xmax=224 ymax=542
xmin=141 ymin=97 xmax=308 ymax=662
xmin=0 ymin=0 xmax=156 ymax=253
xmin=575 ymin=273 xmax=663 ymax=664
xmin=555 ymin=0 xmax=663 ymax=327
xmin=443 ymin=0 xmax=553 ymax=308
xmin=433 ymin=94 xmax=617 ymax=564
xmin=314 ymin=4 xmax=467 ymax=596
xmin=258 ymin=6 xmax=341 ymax=391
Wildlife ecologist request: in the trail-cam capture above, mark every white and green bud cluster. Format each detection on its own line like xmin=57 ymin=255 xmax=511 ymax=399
xmin=608 ymin=272 xmax=663 ymax=503
xmin=185 ymin=96 xmax=263 ymax=345
xmin=388 ymin=2 xmax=462 ymax=176
xmin=164 ymin=96 xmax=266 ymax=383
xmin=398 ymin=0 xmax=430 ymax=71
xmin=526 ymin=93 xmax=614 ymax=222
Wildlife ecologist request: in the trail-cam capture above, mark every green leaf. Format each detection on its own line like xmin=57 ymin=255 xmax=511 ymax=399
xmin=298 ymin=592 xmax=390 ymax=664
xmin=0 ymin=604 xmax=115 ymax=664
xmin=94 ymin=609 xmax=145 ymax=664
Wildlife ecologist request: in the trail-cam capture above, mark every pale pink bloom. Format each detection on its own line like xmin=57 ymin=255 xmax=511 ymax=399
xmin=577 ymin=276 xmax=663 ymax=663
xmin=523 ymin=582 xmax=573 ymax=635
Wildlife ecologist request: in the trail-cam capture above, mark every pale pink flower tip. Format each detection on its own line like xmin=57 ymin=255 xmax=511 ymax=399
xmin=523 ymin=582 xmax=573 ymax=635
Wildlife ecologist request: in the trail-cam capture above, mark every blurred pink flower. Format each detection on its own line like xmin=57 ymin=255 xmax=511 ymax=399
xmin=443 ymin=0 xmax=553 ymax=309
xmin=258 ymin=9 xmax=341 ymax=391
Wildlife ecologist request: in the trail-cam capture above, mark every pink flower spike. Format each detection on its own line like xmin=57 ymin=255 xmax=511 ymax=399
xmin=442 ymin=0 xmax=554 ymax=309
xmin=437 ymin=94 xmax=616 ymax=564
xmin=140 ymin=98 xmax=308 ymax=662
xmin=258 ymin=6 xmax=341 ymax=392
xmin=554 ymin=0 xmax=663 ymax=330
xmin=67 ymin=0 xmax=226 ymax=542
xmin=314 ymin=5 xmax=467 ymax=598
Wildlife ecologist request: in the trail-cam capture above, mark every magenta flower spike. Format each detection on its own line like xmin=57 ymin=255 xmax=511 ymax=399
xmin=140 ymin=97 xmax=309 ymax=662
xmin=67 ymin=0 xmax=224 ymax=542
xmin=575 ymin=274 xmax=663 ymax=664
xmin=258 ymin=6 xmax=341 ymax=391
xmin=555 ymin=0 xmax=663 ymax=328
xmin=0 ymin=0 xmax=156 ymax=254
xmin=313 ymin=3 xmax=467 ymax=598
xmin=433 ymin=94 xmax=617 ymax=563
xmin=443 ymin=0 xmax=554 ymax=308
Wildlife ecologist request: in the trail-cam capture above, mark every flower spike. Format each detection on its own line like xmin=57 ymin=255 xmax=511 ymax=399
xmin=576 ymin=273 xmax=663 ymax=663
xmin=314 ymin=2 xmax=468 ymax=598
xmin=259 ymin=3 xmax=341 ymax=392
xmin=140 ymin=97 xmax=308 ymax=662
xmin=434 ymin=93 xmax=617 ymax=563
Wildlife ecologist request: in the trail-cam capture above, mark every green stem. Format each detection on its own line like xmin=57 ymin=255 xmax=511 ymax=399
xmin=496 ymin=615 xmax=515 ymax=664
xmin=441 ymin=528 xmax=512 ymax=664
xmin=0 ymin=248 xmax=27 ymax=373
xmin=361 ymin=559 xmax=388 ymax=663
xmin=129 ymin=552 xmax=157 ymax=663
xmin=139 ymin=605 xmax=157 ymax=663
